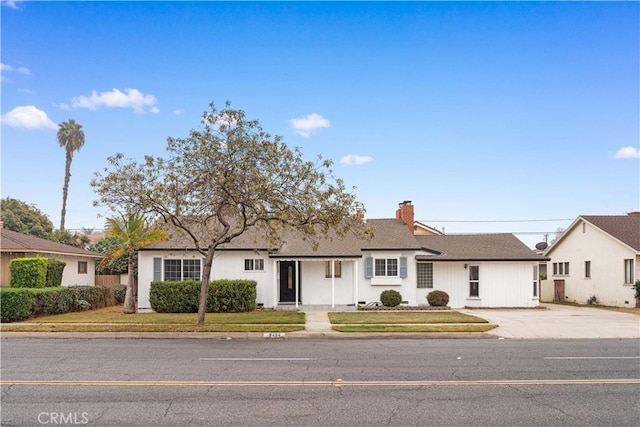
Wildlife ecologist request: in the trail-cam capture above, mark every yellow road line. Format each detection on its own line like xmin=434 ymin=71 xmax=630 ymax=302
xmin=1 ymin=379 xmax=638 ymax=387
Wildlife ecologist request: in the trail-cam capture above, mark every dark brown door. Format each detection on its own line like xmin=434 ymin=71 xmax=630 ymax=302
xmin=279 ymin=261 xmax=300 ymax=303
xmin=554 ymin=280 xmax=565 ymax=302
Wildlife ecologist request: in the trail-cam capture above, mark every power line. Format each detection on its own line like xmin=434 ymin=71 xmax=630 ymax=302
xmin=418 ymin=218 xmax=573 ymax=223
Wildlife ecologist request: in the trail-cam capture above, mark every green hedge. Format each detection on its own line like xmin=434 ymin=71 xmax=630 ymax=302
xmin=150 ymin=280 xmax=257 ymax=313
xmin=0 ymin=288 xmax=34 ymax=322
xmin=9 ymin=258 xmax=48 ymax=288
xmin=46 ymin=259 xmax=66 ymax=287
xmin=30 ymin=287 xmax=75 ymax=316
xmin=0 ymin=285 xmax=128 ymax=323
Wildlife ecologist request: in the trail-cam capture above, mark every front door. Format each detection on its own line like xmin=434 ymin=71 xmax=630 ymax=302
xmin=554 ymin=280 xmax=565 ymax=302
xmin=279 ymin=261 xmax=300 ymax=303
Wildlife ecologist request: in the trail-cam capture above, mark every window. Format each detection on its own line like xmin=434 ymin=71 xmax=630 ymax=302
xmin=325 ymin=261 xmax=342 ymax=278
xmin=365 ymin=257 xmax=407 ymax=279
xmin=533 ymin=265 xmax=539 ymax=297
xmin=78 ymin=261 xmax=88 ymax=274
xmin=244 ymin=258 xmax=264 ymax=271
xmin=553 ymin=262 xmax=570 ymax=276
xmin=417 ymin=262 xmax=433 ymax=289
xmin=469 ymin=265 xmax=479 ymax=297
xmin=624 ymin=259 xmax=634 ymax=284
xmin=375 ymin=258 xmax=398 ymax=277
xmin=585 ymin=261 xmax=591 ymax=278
xmin=164 ymin=259 xmax=201 ymax=281
xmin=183 ymin=259 xmax=201 ymax=280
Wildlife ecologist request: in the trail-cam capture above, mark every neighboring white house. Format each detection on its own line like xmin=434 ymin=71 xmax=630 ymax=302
xmin=0 ymin=226 xmax=103 ymax=287
xmin=137 ymin=201 xmax=548 ymax=311
xmin=542 ymin=213 xmax=640 ymax=307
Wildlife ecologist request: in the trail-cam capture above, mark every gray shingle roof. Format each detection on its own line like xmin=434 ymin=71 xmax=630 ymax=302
xmin=581 ymin=215 xmax=640 ymax=251
xmin=0 ymin=228 xmax=102 ymax=258
xmin=415 ymin=233 xmax=547 ymax=261
xmin=143 ymin=218 xmax=542 ymax=261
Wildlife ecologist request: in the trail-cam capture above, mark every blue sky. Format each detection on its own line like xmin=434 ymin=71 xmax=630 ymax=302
xmin=2 ymin=1 xmax=638 ymax=248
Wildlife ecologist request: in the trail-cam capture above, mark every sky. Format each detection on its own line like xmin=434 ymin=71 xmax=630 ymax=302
xmin=1 ymin=0 xmax=639 ymax=249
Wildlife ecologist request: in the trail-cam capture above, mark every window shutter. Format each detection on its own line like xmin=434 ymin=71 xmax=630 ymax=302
xmin=153 ymin=257 xmax=162 ymax=282
xmin=399 ymin=257 xmax=408 ymax=278
xmin=365 ymin=257 xmax=373 ymax=279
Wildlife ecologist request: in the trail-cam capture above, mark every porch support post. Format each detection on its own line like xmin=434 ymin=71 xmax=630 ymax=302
xmin=331 ymin=259 xmax=335 ymax=309
xmin=273 ymin=260 xmax=278 ymax=308
xmin=354 ymin=259 xmax=358 ymax=308
xmin=295 ymin=260 xmax=299 ymax=309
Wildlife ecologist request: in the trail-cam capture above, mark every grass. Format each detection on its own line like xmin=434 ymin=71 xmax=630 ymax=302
xmin=332 ymin=324 xmax=497 ymax=333
xmin=329 ymin=311 xmax=489 ymax=324
xmin=0 ymin=305 xmax=306 ymax=333
xmin=328 ymin=311 xmax=495 ymax=333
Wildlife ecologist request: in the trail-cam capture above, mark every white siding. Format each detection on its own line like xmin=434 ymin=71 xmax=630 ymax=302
xmin=546 ymin=219 xmax=638 ymax=307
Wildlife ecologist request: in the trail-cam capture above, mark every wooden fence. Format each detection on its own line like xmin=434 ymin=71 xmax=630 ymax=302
xmin=95 ymin=275 xmax=124 ymax=286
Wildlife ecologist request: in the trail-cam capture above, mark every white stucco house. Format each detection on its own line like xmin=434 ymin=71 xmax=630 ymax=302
xmin=0 ymin=226 xmax=102 ymax=287
xmin=542 ymin=213 xmax=640 ymax=307
xmin=137 ymin=201 xmax=547 ymax=311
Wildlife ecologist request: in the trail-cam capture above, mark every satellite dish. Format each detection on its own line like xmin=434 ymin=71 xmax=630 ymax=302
xmin=535 ymin=242 xmax=548 ymax=251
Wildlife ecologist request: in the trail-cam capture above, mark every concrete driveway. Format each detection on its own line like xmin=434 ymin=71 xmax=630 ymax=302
xmin=460 ymin=303 xmax=640 ymax=339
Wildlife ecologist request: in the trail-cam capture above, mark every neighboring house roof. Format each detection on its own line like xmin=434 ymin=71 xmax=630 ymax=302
xmin=546 ymin=214 xmax=640 ymax=254
xmin=415 ymin=233 xmax=548 ymax=261
xmin=0 ymin=228 xmax=102 ymax=258
xmin=413 ymin=220 xmax=444 ymax=235
xmin=581 ymin=215 xmax=640 ymax=252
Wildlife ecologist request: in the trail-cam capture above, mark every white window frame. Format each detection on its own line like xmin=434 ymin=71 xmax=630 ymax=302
xmin=469 ymin=265 xmax=480 ymax=298
xmin=374 ymin=258 xmax=399 ymax=277
xmin=244 ymin=258 xmax=265 ymax=272
xmin=624 ymin=259 xmax=634 ymax=284
xmin=325 ymin=260 xmax=342 ymax=278
xmin=163 ymin=259 xmax=201 ymax=281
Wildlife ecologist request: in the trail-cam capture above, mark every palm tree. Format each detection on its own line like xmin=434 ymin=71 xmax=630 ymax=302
xmin=99 ymin=212 xmax=167 ymax=314
xmin=57 ymin=119 xmax=85 ymax=231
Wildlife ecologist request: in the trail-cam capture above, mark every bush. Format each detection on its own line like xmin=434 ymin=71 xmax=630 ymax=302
xmin=45 ymin=259 xmax=66 ymax=287
xmin=380 ymin=289 xmax=402 ymax=307
xmin=9 ymin=258 xmax=48 ymax=288
xmin=0 ymin=288 xmax=34 ymax=322
xmin=30 ymin=287 xmax=75 ymax=316
xmin=427 ymin=290 xmax=450 ymax=307
xmin=112 ymin=284 xmax=127 ymax=304
xmin=150 ymin=280 xmax=257 ymax=313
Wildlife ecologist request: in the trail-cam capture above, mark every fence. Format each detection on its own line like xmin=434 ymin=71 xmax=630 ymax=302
xmin=95 ymin=275 xmax=125 ymax=286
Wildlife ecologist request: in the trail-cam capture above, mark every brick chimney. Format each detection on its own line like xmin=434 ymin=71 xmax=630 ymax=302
xmin=396 ymin=200 xmax=414 ymax=233
xmin=355 ymin=209 xmax=365 ymax=220
xmin=0 ymin=220 xmax=4 ymax=229
xmin=628 ymin=211 xmax=640 ymax=217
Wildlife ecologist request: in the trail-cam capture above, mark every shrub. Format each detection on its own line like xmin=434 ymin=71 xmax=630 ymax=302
xmin=207 ymin=279 xmax=257 ymax=312
xmin=112 ymin=284 xmax=127 ymax=304
xmin=45 ymin=259 xmax=66 ymax=287
xmin=427 ymin=290 xmax=450 ymax=307
xmin=9 ymin=258 xmax=48 ymax=288
xmin=150 ymin=280 xmax=257 ymax=313
xmin=380 ymin=289 xmax=402 ymax=307
xmin=30 ymin=287 xmax=75 ymax=316
xmin=0 ymin=288 xmax=34 ymax=322
xmin=634 ymin=280 xmax=640 ymax=301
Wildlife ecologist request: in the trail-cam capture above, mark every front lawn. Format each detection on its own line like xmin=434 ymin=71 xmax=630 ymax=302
xmin=0 ymin=305 xmax=306 ymax=333
xmin=329 ymin=311 xmax=489 ymax=324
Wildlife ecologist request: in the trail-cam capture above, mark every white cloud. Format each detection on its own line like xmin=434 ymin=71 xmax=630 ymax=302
xmin=340 ymin=154 xmax=375 ymax=166
xmin=614 ymin=146 xmax=640 ymax=159
xmin=2 ymin=1 xmax=24 ymax=10
xmin=1 ymin=105 xmax=57 ymax=130
xmin=71 ymin=88 xmax=158 ymax=114
xmin=289 ymin=113 xmax=330 ymax=138
xmin=1 ymin=62 xmax=31 ymax=81
xmin=173 ymin=109 xmax=185 ymax=116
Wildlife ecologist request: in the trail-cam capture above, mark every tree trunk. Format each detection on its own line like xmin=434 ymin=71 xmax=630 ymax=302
xmin=123 ymin=251 xmax=136 ymax=314
xmin=60 ymin=151 xmax=72 ymax=231
xmin=197 ymin=247 xmax=216 ymax=324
